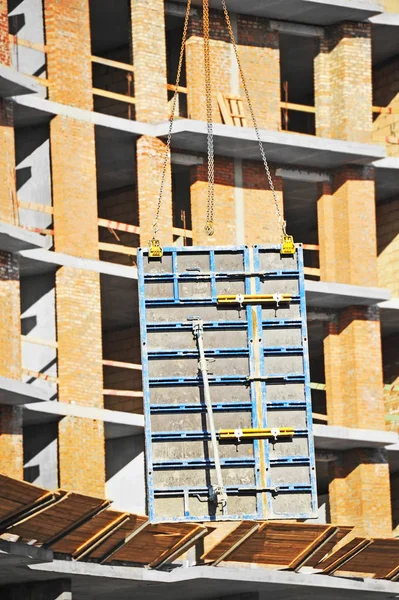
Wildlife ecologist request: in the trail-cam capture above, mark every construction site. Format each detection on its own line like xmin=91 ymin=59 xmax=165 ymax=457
xmin=0 ymin=0 xmax=399 ymax=598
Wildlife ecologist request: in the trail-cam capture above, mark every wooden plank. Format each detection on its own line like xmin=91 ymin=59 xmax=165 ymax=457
xmin=73 ymin=513 xmax=130 ymax=561
xmin=8 ymin=35 xmax=47 ymax=53
xmin=173 ymin=226 xmax=193 ymax=238
xmin=18 ymin=201 xmax=54 ymax=215
xmin=279 ymin=101 xmax=316 ymax=114
xmin=98 ymin=242 xmax=137 ymax=256
xmin=110 ymin=522 xmax=200 ymax=565
xmin=223 ymin=523 xmax=334 ymax=566
xmin=312 ymin=412 xmax=328 ymax=422
xmin=88 ymin=515 xmax=148 ymax=561
xmin=306 ymin=526 xmax=352 ymax=568
xmin=205 ymin=522 xmax=263 ymax=566
xmin=302 ymin=244 xmax=319 ymax=251
xmin=318 ymin=538 xmax=371 ymax=575
xmin=217 ymin=92 xmax=234 ymax=126
xmin=102 ymin=359 xmax=142 ymax=371
xmin=304 ymin=267 xmax=320 ymax=277
xmin=98 ymin=218 xmax=140 ymax=235
xmin=21 ymin=335 xmax=58 ymax=349
xmin=24 ymin=74 xmax=49 ymax=87
xmin=91 ymin=55 xmax=135 ymax=73
xmin=373 ymin=105 xmax=399 ymax=115
xmin=9 ymin=493 xmax=106 ymax=543
xmin=386 ymin=136 xmax=399 ymax=145
xmin=20 ymin=225 xmax=54 ymax=235
xmin=22 ymin=368 xmax=57 ymax=384
xmin=167 ymin=83 xmax=188 ymax=94
xmin=92 ymin=88 xmax=136 ymax=105
xmin=149 ymin=524 xmax=208 ymax=568
xmin=237 ymin=99 xmax=247 ymax=127
xmin=334 ymin=539 xmax=399 ymax=578
xmin=288 ymin=526 xmax=338 ymax=570
xmin=229 ymin=98 xmax=241 ymax=127
xmin=103 ymin=389 xmax=143 ymax=398
xmin=203 ymin=522 xmax=262 ymax=562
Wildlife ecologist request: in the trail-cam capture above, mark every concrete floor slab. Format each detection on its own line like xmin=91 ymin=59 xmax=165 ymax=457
xmin=171 ymin=0 xmax=383 ymax=25
xmin=314 ymin=424 xmax=398 ymax=451
xmin=156 ymin=120 xmax=386 ymax=169
xmin=0 ymin=65 xmax=41 ymax=98
xmin=0 ymin=376 xmax=49 ymax=406
xmin=305 ymin=280 xmax=390 ymax=308
xmin=0 ymin=223 xmax=52 ymax=254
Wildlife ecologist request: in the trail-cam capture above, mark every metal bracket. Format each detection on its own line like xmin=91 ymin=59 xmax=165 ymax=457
xmin=219 ymin=427 xmax=294 ymax=442
xmin=148 ymin=238 xmax=163 ymax=259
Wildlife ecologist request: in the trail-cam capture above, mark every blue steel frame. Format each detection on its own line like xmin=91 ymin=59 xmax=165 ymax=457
xmin=138 ymin=244 xmax=317 ymax=523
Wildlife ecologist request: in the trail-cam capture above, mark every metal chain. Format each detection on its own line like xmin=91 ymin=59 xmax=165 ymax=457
xmin=221 ymin=0 xmax=286 ymax=237
xmin=153 ymin=0 xmax=191 ymax=237
xmin=203 ymin=0 xmax=215 ymax=236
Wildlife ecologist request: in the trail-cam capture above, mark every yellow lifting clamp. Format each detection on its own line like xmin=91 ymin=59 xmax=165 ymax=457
xmin=219 ymin=427 xmax=294 ymax=442
xmin=281 ymin=234 xmax=295 ymax=255
xmin=148 ymin=238 xmax=163 ymax=259
xmin=217 ymin=293 xmax=292 ymax=308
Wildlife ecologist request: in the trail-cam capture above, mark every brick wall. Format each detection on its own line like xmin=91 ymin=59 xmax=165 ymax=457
xmin=323 ymin=307 xmax=385 ymax=430
xmin=103 ymin=327 xmax=142 ymax=414
xmin=98 ymin=185 xmax=139 ymax=266
xmin=56 ymin=268 xmax=105 ymax=495
xmin=0 ymin=252 xmax=23 ymax=479
xmin=186 ymin=10 xmax=280 ymax=130
xmin=382 ymin=333 xmax=399 ymax=434
xmin=317 ymin=166 xmax=377 ymax=286
xmin=136 ymin=136 xmax=173 ymax=246
xmin=190 ymin=155 xmax=235 ymax=245
xmin=131 ymin=0 xmax=168 ymax=123
xmin=238 ymin=17 xmax=280 ymax=131
xmin=373 ymin=56 xmax=399 ymax=157
xmin=44 ymin=0 xmax=105 ymax=495
xmin=391 ymin=472 xmax=399 ymax=534
xmin=315 ymin=23 xmax=372 ymax=143
xmin=329 ymin=448 xmax=392 ymax=538
xmin=242 ymin=162 xmax=283 ymax=244
xmin=377 ymin=196 xmax=399 ymax=296
xmin=186 ymin=8 xmax=231 ymax=123
xmin=0 ymin=3 xmax=22 ymax=479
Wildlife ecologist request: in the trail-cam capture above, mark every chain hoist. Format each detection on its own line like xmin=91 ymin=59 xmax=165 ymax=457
xmin=150 ymin=0 xmax=294 ymax=258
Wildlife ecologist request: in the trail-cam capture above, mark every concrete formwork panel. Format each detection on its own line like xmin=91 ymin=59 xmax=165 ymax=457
xmin=138 ymin=245 xmax=316 ymax=522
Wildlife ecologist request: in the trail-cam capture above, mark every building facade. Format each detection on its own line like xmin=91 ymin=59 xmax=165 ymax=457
xmin=0 ymin=0 xmax=398 ymax=555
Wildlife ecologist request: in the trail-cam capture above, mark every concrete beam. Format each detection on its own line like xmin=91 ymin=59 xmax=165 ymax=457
xmin=276 ymin=168 xmax=331 ymax=183
xmin=305 ymin=280 xmax=390 ymax=309
xmin=269 ymin=20 xmax=324 ymax=38
xmin=314 ymin=424 xmax=398 ymax=452
xmin=28 ymin=561 xmax=399 ymax=598
xmin=154 ymin=120 xmax=386 ymax=169
xmin=0 ymin=65 xmax=41 ymax=98
xmin=23 ymin=401 xmax=144 ymax=438
xmin=0 ymin=376 xmax=49 ymax=406
xmin=170 ymin=0 xmax=383 ymax=25
xmin=0 ymin=223 xmax=51 ymax=254
xmin=0 ymin=539 xmax=53 ymax=567
xmin=18 ymin=248 xmax=137 ymax=279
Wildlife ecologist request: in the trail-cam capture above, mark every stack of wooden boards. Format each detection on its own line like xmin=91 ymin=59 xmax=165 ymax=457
xmin=0 ymin=474 xmax=398 ymax=580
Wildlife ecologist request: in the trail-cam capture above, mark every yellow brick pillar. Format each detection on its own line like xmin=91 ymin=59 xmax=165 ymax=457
xmin=0 ymin=1 xmax=23 ymax=479
xmin=131 ymin=0 xmax=173 ymax=247
xmin=44 ymin=0 xmax=105 ymax=495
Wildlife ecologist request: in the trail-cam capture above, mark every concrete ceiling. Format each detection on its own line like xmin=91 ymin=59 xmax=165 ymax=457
xmin=171 ymin=0 xmax=383 ymax=26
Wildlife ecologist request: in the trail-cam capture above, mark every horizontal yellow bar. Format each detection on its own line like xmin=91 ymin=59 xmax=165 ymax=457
xmin=219 ymin=428 xmax=294 ymax=439
xmin=217 ymin=294 xmax=291 ymax=303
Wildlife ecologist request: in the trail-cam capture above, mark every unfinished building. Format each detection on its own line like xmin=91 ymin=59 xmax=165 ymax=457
xmin=0 ymin=0 xmax=399 ymax=597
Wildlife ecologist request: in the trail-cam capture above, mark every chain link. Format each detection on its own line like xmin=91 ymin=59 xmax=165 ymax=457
xmin=203 ymin=0 xmax=215 ymax=236
xmin=221 ymin=0 xmax=286 ymax=237
xmin=153 ymin=0 xmax=192 ymax=237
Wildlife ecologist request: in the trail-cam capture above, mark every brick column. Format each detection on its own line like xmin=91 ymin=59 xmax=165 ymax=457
xmin=324 ymin=307 xmax=385 ymax=431
xmin=314 ymin=23 xmax=372 ymax=143
xmin=44 ymin=0 xmax=105 ymax=495
xmin=0 ymin=1 xmax=23 ymax=479
xmin=242 ymin=162 xmax=283 ymax=244
xmin=377 ymin=197 xmax=399 ymax=297
xmin=238 ymin=16 xmax=280 ymax=131
xmin=186 ymin=9 xmax=231 ymax=123
xmin=329 ymin=449 xmax=392 ymax=538
xmin=190 ymin=156 xmax=235 ymax=245
xmin=131 ymin=0 xmax=172 ymax=246
xmin=317 ymin=166 xmax=377 ymax=286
